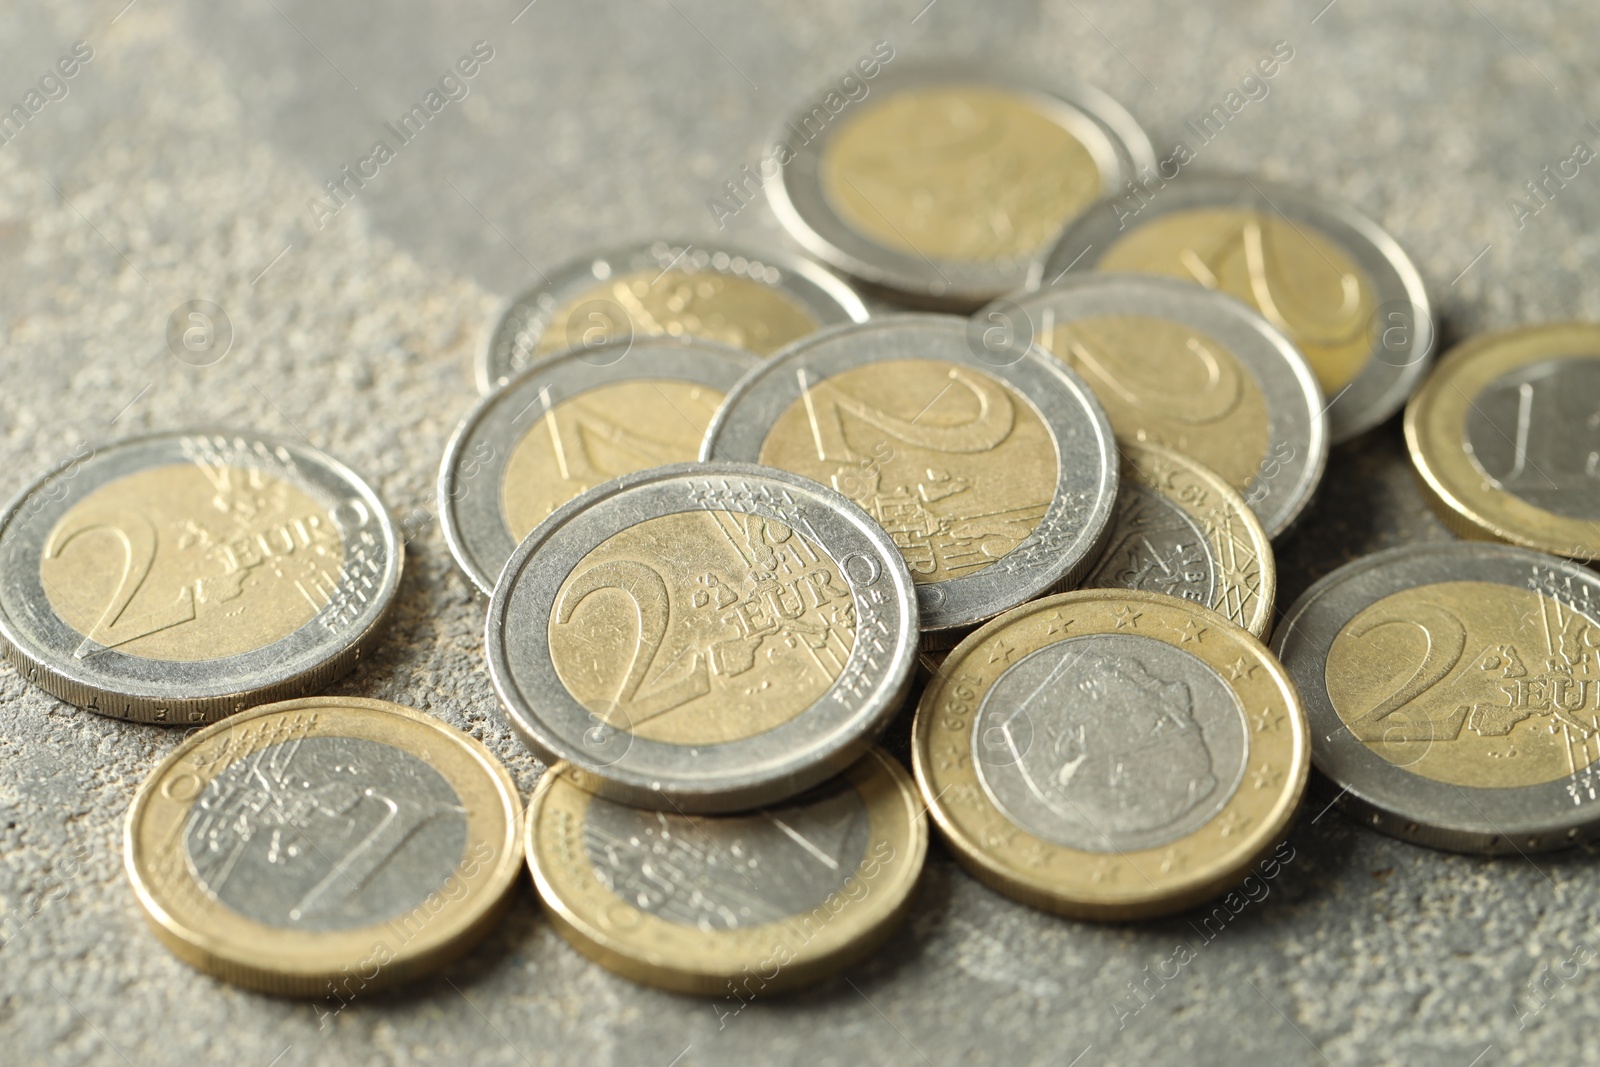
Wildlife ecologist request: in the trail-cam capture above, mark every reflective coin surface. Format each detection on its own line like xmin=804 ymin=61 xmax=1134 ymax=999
xmin=0 ymin=431 xmax=401 ymax=724
xmin=443 ymin=337 xmax=759 ymax=593
xmin=771 ymin=65 xmax=1155 ymax=308
xmin=527 ymin=748 xmax=927 ymax=994
xmin=914 ymin=589 xmax=1308 ymax=919
xmin=124 ymin=697 xmax=524 ymax=995
xmin=1274 ymin=542 xmax=1600 ymax=853
xmin=486 ymin=462 xmax=918 ymax=812
xmin=1036 ymin=175 xmax=1433 ymax=443
xmin=1405 ymin=323 xmax=1600 ymax=562
xmin=1084 ymin=441 xmax=1275 ymax=639
xmin=992 ymin=274 xmax=1327 ymax=538
xmin=476 ymin=239 xmax=867 ymax=394
xmin=702 ymin=314 xmax=1118 ymax=647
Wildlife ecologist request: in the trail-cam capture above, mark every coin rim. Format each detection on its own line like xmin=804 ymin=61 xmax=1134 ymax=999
xmin=992 ymin=272 xmax=1330 ymax=539
xmin=1032 ymin=173 xmax=1435 ymax=444
xmin=484 ymin=460 xmax=919 ymax=813
xmin=912 ymin=588 xmax=1309 ymax=920
xmin=768 ymin=63 xmax=1156 ymax=308
xmin=525 ymin=749 xmax=928 ymax=994
xmin=1404 ymin=322 xmax=1600 ymax=561
xmin=1272 ymin=541 xmax=1600 ymax=853
xmin=474 ymin=238 xmax=870 ymax=395
xmin=0 ymin=429 xmax=402 ymax=724
xmin=123 ymin=696 xmax=525 ymax=995
xmin=441 ymin=336 xmax=762 ymax=595
xmin=701 ymin=313 xmax=1120 ymax=644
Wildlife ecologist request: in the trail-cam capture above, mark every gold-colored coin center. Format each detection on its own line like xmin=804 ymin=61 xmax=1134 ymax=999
xmin=1098 ymin=208 xmax=1376 ymax=395
xmin=1040 ymin=314 xmax=1270 ymax=492
xmin=820 ymin=85 xmax=1103 ymax=262
xmin=1325 ymin=580 xmax=1600 ymax=787
xmin=40 ymin=463 xmax=342 ymax=661
xmin=547 ymin=510 xmax=856 ymax=745
xmin=500 ymin=379 xmax=724 ymax=540
xmin=538 ymin=269 xmax=818 ymax=357
xmin=757 ymin=358 xmax=1058 ymax=584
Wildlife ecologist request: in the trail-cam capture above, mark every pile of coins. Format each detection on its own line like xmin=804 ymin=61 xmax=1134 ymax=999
xmin=3 ymin=64 xmax=1598 ymax=1003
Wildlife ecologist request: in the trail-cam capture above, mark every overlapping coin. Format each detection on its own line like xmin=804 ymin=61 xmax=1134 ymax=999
xmin=771 ymin=66 xmax=1155 ymax=308
xmin=702 ymin=314 xmax=1118 ymax=647
xmin=527 ymin=749 xmax=926 ymax=994
xmin=442 ymin=337 xmax=759 ymax=593
xmin=1037 ymin=175 xmax=1432 ymax=443
xmin=477 ymin=240 xmax=867 ymax=394
xmin=914 ymin=589 xmax=1308 ymax=919
xmin=486 ymin=462 xmax=918 ymax=812
xmin=990 ymin=273 xmax=1327 ymax=538
xmin=0 ymin=431 xmax=401 ymax=724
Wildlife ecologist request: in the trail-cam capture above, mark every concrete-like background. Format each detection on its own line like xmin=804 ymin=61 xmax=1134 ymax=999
xmin=2 ymin=1 xmax=1598 ymax=1064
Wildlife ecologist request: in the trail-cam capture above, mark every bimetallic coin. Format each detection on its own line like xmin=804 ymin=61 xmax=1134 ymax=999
xmin=486 ymin=462 xmax=918 ymax=813
xmin=702 ymin=315 xmax=1118 ymax=647
xmin=442 ymin=337 xmax=760 ymax=594
xmin=0 ymin=431 xmax=401 ymax=724
xmin=914 ymin=589 xmax=1308 ymax=919
xmin=527 ymin=749 xmax=927 ymax=994
xmin=1085 ymin=441 xmax=1275 ymax=639
xmin=770 ymin=66 xmax=1155 ymax=308
xmin=1405 ymin=324 xmax=1600 ymax=562
xmin=1036 ymin=175 xmax=1433 ymax=443
xmin=1274 ymin=543 xmax=1600 ymax=853
xmin=989 ymin=274 xmax=1326 ymax=539
xmin=124 ymin=697 xmax=523 ymax=995
xmin=476 ymin=240 xmax=867 ymax=394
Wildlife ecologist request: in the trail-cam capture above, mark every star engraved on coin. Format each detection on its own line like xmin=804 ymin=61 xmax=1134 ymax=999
xmin=1176 ymin=620 xmax=1207 ymax=644
xmin=1112 ymin=606 xmax=1142 ymax=628
xmin=1228 ymin=657 xmax=1259 ymax=680
xmin=1252 ymin=707 xmax=1285 ymax=733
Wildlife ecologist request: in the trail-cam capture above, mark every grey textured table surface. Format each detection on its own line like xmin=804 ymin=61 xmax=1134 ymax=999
xmin=3 ymin=1 xmax=1599 ymax=1064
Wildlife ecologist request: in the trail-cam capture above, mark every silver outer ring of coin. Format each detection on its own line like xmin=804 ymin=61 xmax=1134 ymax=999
xmin=475 ymin=238 xmax=870 ymax=395
xmin=485 ymin=461 xmax=919 ymax=813
xmin=1273 ymin=542 xmax=1600 ymax=854
xmin=701 ymin=314 xmax=1119 ymax=645
xmin=441 ymin=337 xmax=761 ymax=595
xmin=768 ymin=63 xmax=1157 ymax=309
xmin=988 ymin=274 xmax=1328 ymax=540
xmin=0 ymin=430 xmax=402 ymax=725
xmin=1032 ymin=173 xmax=1434 ymax=444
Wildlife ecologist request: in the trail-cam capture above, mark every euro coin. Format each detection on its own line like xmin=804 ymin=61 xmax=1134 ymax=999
xmin=526 ymin=749 xmax=926 ymax=995
xmin=485 ymin=462 xmax=918 ymax=812
xmin=914 ymin=589 xmax=1308 ymax=919
xmin=124 ymin=697 xmax=523 ymax=995
xmin=0 ymin=431 xmax=401 ymax=724
xmin=702 ymin=314 xmax=1118 ymax=647
xmin=1405 ymin=323 xmax=1600 ymax=562
xmin=441 ymin=337 xmax=759 ymax=594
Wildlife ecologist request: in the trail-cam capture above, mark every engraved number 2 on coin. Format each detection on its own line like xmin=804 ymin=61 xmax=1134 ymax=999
xmin=46 ymin=510 xmax=195 ymax=658
xmin=1182 ymin=218 xmax=1364 ymax=347
xmin=1342 ymin=604 xmax=1467 ymax=743
xmin=799 ymin=366 xmax=1015 ymax=460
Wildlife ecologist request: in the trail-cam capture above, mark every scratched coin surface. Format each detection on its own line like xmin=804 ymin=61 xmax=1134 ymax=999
xmin=485 ymin=462 xmax=918 ymax=812
xmin=0 ymin=431 xmax=401 ymax=724
xmin=1274 ymin=542 xmax=1600 ymax=853
xmin=527 ymin=748 xmax=926 ymax=994
xmin=1405 ymin=323 xmax=1600 ymax=563
xmin=993 ymin=273 xmax=1327 ymax=538
xmin=476 ymin=239 xmax=867 ymax=394
xmin=913 ymin=588 xmax=1308 ymax=919
xmin=442 ymin=337 xmax=760 ymax=593
xmin=124 ymin=697 xmax=524 ymax=995
xmin=1036 ymin=175 xmax=1433 ymax=443
xmin=703 ymin=314 xmax=1118 ymax=648
xmin=1084 ymin=441 xmax=1275 ymax=639
xmin=771 ymin=65 xmax=1154 ymax=307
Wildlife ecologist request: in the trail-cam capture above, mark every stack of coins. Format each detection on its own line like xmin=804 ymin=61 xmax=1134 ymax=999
xmin=4 ymin=59 xmax=1598 ymax=1003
